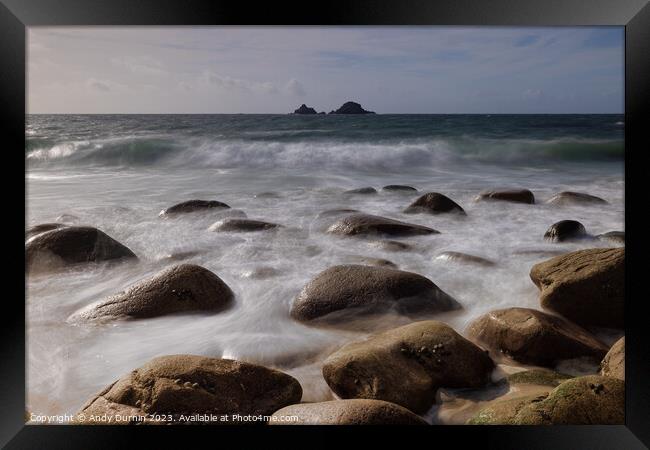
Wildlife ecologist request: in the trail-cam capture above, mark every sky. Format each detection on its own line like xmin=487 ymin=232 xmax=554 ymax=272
xmin=27 ymin=26 xmax=624 ymax=114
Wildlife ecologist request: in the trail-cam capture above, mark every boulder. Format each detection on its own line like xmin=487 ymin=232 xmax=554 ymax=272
xmin=269 ymin=399 xmax=427 ymax=425
xmin=512 ymin=375 xmax=624 ymax=425
xmin=546 ymin=191 xmax=608 ymax=206
xmin=290 ymin=265 xmax=459 ymax=323
xmin=76 ymin=355 xmax=302 ymax=424
xmin=329 ymin=101 xmax=375 ymax=114
xmin=327 ymin=213 xmax=438 ymax=237
xmin=529 ymin=248 xmax=624 ymax=328
xmin=159 ymin=200 xmax=230 ymax=216
xmin=70 ymin=264 xmax=234 ymax=321
xmin=293 ymin=104 xmax=317 ymax=115
xmin=600 ymin=337 xmax=624 ymax=380
xmin=344 ymin=187 xmax=377 ymax=195
xmin=26 ymin=226 xmax=137 ymax=273
xmin=404 ymin=192 xmax=465 ymax=215
xmin=26 ymin=223 xmax=67 ymax=239
xmin=597 ymin=231 xmax=625 ymax=245
xmin=435 ymin=251 xmax=495 ymax=267
xmin=466 ymin=394 xmax=547 ymax=425
xmin=475 ymin=189 xmax=535 ymax=204
xmin=382 ymin=185 xmax=417 ymax=192
xmin=322 ymin=320 xmax=494 ymax=413
xmin=208 ymin=218 xmax=281 ymax=232
xmin=543 ymin=220 xmax=588 ymax=242
xmin=466 ymin=307 xmax=608 ymax=367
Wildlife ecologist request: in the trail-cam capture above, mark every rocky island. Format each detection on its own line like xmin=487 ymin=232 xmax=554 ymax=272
xmin=329 ymin=101 xmax=375 ymax=114
xmin=293 ymin=104 xmax=318 ymax=114
xmin=291 ymin=101 xmax=375 ymax=115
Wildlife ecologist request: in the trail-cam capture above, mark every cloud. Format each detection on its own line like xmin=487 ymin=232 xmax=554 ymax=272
xmin=202 ymin=71 xmax=277 ymax=93
xmin=86 ymin=78 xmax=112 ymax=92
xmin=284 ymin=79 xmax=306 ymax=96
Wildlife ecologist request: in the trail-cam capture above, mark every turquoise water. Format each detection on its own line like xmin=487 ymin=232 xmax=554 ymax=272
xmin=26 ymin=114 xmax=624 ymax=422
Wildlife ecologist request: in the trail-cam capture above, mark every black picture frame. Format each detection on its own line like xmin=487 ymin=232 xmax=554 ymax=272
xmin=3 ymin=0 xmax=649 ymax=448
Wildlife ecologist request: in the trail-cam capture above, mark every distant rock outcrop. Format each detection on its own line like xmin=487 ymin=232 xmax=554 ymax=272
xmin=329 ymin=101 xmax=375 ymax=114
xmin=293 ymin=104 xmax=318 ymax=114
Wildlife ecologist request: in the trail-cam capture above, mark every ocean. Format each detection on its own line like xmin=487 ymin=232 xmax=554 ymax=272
xmin=26 ymin=113 xmax=625 ymax=422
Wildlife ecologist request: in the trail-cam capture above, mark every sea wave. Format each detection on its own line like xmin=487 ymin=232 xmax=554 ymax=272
xmin=25 ymin=135 xmax=624 ymax=171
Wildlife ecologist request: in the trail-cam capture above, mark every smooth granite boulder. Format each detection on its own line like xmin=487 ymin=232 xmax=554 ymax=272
xmin=475 ymin=189 xmax=535 ymax=204
xmin=159 ymin=200 xmax=230 ymax=216
xmin=69 ymin=264 xmax=234 ymax=321
xmin=208 ymin=218 xmax=281 ymax=232
xmin=75 ymin=355 xmax=302 ymax=424
xmin=269 ymin=399 xmax=427 ymax=425
xmin=322 ymin=320 xmax=494 ymax=413
xmin=327 ymin=214 xmax=438 ymax=237
xmin=26 ymin=226 xmax=137 ymax=273
xmin=600 ymin=337 xmax=625 ymax=380
xmin=529 ymin=248 xmax=624 ymax=328
xmin=404 ymin=192 xmax=465 ymax=215
xmin=512 ymin=375 xmax=624 ymax=425
xmin=466 ymin=307 xmax=608 ymax=367
xmin=546 ymin=191 xmax=607 ymax=206
xmin=543 ymin=220 xmax=588 ymax=242
xmin=290 ymin=265 xmax=460 ymax=323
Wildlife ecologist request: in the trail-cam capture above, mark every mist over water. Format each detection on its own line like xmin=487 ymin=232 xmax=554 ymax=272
xmin=26 ymin=114 xmax=624 ymax=421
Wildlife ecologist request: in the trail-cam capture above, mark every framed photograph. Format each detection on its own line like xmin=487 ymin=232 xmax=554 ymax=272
xmin=3 ymin=0 xmax=649 ymax=447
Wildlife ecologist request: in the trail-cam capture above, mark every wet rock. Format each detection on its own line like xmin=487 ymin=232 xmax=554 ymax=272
xmin=26 ymin=223 xmax=67 ymax=240
xmin=546 ymin=191 xmax=608 ymax=206
xmin=290 ymin=265 xmax=459 ymax=323
xmin=600 ymin=337 xmax=624 ymax=380
xmin=159 ymin=200 xmax=230 ymax=217
xmin=597 ymin=231 xmax=625 ymax=245
xmin=435 ymin=251 xmax=496 ymax=267
xmin=327 ymin=213 xmax=438 ymax=237
xmin=270 ymin=399 xmax=427 ymax=425
xmin=322 ymin=320 xmax=494 ymax=413
xmin=208 ymin=218 xmax=282 ymax=232
xmin=466 ymin=394 xmax=546 ymax=425
xmin=543 ymin=220 xmax=588 ymax=242
xmin=76 ymin=355 xmax=302 ymax=424
xmin=344 ymin=187 xmax=377 ymax=195
xmin=475 ymin=189 xmax=535 ymax=204
xmin=404 ymin=192 xmax=465 ymax=215
xmin=529 ymin=248 xmax=624 ymax=328
xmin=512 ymin=375 xmax=624 ymax=424
xmin=368 ymin=240 xmax=414 ymax=252
xmin=382 ymin=185 xmax=417 ymax=192
xmin=70 ymin=264 xmax=234 ymax=321
xmin=315 ymin=209 xmax=359 ymax=219
xmin=26 ymin=226 xmax=137 ymax=273
xmin=505 ymin=369 xmax=573 ymax=387
xmin=466 ymin=307 xmax=608 ymax=367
